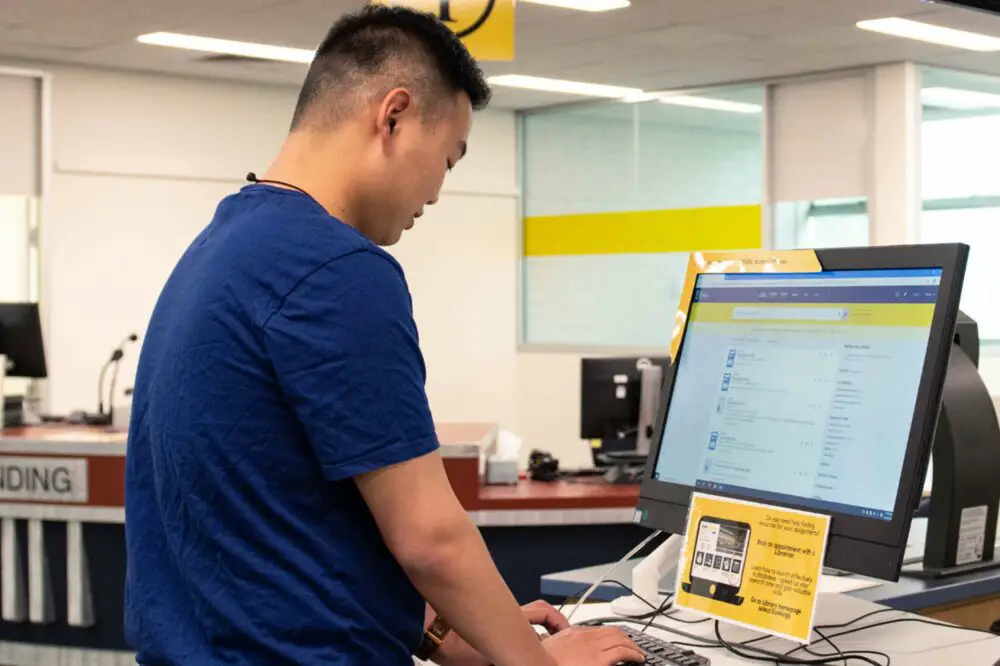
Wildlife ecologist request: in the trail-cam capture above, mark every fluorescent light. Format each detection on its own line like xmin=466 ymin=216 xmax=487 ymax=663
xmin=622 ymin=92 xmax=762 ymax=113
xmin=856 ymin=17 xmax=1000 ymax=51
xmin=621 ymin=92 xmax=663 ymax=103
xmin=137 ymin=32 xmax=314 ymax=64
xmin=922 ymin=86 xmax=1000 ymax=109
xmin=521 ymin=0 xmax=630 ymax=11
xmin=658 ymin=94 xmax=762 ymax=114
xmin=487 ymin=74 xmax=642 ymax=98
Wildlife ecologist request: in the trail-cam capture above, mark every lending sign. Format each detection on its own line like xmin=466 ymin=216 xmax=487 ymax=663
xmin=0 ymin=457 xmax=89 ymax=503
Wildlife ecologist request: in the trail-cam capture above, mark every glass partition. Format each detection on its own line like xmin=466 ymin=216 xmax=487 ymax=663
xmin=921 ymin=67 xmax=1000 ymax=340
xmin=520 ymin=85 xmax=764 ymax=348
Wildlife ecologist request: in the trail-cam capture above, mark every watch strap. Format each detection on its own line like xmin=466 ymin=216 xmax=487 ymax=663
xmin=415 ymin=615 xmax=451 ymax=660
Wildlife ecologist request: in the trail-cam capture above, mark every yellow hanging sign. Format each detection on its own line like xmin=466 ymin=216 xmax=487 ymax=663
xmin=373 ymin=0 xmax=515 ymax=61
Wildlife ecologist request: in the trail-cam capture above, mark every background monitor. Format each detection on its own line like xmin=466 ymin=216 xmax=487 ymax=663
xmin=0 ymin=303 xmax=47 ymax=379
xmin=635 ymin=244 xmax=968 ymax=581
xmin=581 ymin=357 xmax=670 ymax=465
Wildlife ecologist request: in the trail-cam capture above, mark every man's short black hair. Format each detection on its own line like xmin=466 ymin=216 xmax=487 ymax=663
xmin=290 ymin=4 xmax=492 ymax=130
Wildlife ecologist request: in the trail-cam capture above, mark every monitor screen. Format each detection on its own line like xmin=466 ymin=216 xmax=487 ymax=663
xmin=652 ymin=267 xmax=941 ymax=522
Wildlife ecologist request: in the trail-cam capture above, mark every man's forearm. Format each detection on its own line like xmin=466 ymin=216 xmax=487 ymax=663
xmin=404 ymin=521 xmax=554 ymax=666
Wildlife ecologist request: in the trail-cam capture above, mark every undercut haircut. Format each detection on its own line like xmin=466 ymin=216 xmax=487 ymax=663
xmin=290 ymin=4 xmax=492 ymax=130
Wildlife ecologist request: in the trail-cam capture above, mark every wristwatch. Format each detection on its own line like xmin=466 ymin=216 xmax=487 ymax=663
xmin=415 ymin=615 xmax=452 ymax=661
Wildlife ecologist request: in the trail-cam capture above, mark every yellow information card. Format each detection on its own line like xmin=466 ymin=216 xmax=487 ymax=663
xmin=674 ymin=493 xmax=831 ymax=643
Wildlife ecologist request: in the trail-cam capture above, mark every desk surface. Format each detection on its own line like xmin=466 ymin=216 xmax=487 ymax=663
xmin=542 ymin=519 xmax=1000 ymax=612
xmin=571 ymin=594 xmax=1000 ymax=665
xmin=468 ymin=479 xmax=639 ymax=526
xmin=478 ymin=479 xmax=639 ymax=510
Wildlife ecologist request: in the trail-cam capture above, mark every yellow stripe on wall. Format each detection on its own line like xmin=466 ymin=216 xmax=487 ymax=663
xmin=523 ymin=205 xmax=762 ymax=257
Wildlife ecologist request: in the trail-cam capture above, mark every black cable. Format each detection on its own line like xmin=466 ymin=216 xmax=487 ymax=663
xmin=813 ymin=608 xmax=899 ymax=631
xmin=556 ymin=578 xmax=677 ymax=620
xmin=641 ymin=593 xmax=674 ymax=633
xmin=662 ymin=607 xmax=712 ymax=625
xmin=245 ymin=172 xmax=314 ymax=199
xmin=713 ymin=621 xmax=789 ymax=664
xmin=811 ymin=626 xmax=890 ymax=666
xmin=580 ymin=616 xmax=720 ymax=648
xmin=715 ymin=621 xmax=888 ymax=665
xmin=807 ymin=626 xmax=847 ymax=666
xmin=786 ymin=614 xmax=997 ymax=657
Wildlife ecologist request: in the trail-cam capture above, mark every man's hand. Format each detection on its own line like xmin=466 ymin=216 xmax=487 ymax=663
xmin=433 ymin=601 xmax=571 ymax=666
xmin=543 ymin=626 xmax=646 ymax=665
xmin=521 ymin=600 xmax=570 ymax=636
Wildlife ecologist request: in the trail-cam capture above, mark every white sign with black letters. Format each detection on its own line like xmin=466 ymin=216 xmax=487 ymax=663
xmin=0 ymin=457 xmax=89 ymax=503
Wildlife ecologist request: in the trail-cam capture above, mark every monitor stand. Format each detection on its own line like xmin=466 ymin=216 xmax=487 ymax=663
xmin=610 ymin=533 xmax=682 ymax=617
xmin=902 ymin=344 xmax=1000 ymax=579
xmin=600 ymin=450 xmax=647 ymax=485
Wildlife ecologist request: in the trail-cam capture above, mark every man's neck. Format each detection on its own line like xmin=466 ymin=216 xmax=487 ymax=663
xmin=260 ymin=131 xmax=361 ymax=227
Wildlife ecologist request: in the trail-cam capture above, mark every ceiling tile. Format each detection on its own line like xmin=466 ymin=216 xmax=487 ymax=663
xmin=625 ymin=25 xmax=745 ymax=50
xmin=4 ymin=0 xmax=1000 ymax=110
xmin=0 ymin=0 xmax=71 ymax=25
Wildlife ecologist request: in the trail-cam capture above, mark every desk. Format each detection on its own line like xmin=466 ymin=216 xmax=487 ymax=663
xmin=572 ymin=593 xmax=1000 ymax=664
xmin=542 ymin=520 xmax=1000 ymax=631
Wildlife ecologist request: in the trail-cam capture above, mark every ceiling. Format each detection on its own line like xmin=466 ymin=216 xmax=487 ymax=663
xmin=3 ymin=0 xmax=1000 ymax=109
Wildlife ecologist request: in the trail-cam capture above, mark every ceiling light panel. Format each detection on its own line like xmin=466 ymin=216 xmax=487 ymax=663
xmin=856 ymin=17 xmax=1000 ymax=51
xmin=520 ymin=0 xmax=631 ymax=11
xmin=487 ymin=74 xmax=642 ymax=98
xmin=922 ymin=86 xmax=1000 ymax=109
xmin=137 ymin=32 xmax=314 ymax=63
xmin=658 ymin=95 xmax=762 ymax=113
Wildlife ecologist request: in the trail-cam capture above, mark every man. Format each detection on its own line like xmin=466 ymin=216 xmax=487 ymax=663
xmin=124 ymin=5 xmax=643 ymax=666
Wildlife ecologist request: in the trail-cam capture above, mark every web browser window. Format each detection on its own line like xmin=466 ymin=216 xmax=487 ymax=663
xmin=655 ymin=269 xmax=941 ymax=520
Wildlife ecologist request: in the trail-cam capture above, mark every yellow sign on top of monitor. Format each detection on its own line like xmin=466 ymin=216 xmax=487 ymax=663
xmin=373 ymin=0 xmax=515 ymax=61
xmin=670 ymin=250 xmax=823 ymax=359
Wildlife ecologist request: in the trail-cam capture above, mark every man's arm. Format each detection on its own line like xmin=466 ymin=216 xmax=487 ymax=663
xmin=356 ymin=451 xmax=556 ymax=666
xmin=264 ymin=252 xmax=639 ymax=666
xmin=424 ymin=601 xmax=570 ymax=666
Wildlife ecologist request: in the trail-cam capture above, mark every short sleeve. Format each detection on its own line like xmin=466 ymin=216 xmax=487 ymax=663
xmin=264 ymin=250 xmax=439 ymax=480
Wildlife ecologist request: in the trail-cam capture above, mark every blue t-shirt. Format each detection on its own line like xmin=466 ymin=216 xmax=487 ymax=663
xmin=124 ymin=185 xmax=438 ymax=665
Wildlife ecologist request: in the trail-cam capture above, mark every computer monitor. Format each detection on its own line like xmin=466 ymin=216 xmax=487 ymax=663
xmin=0 ymin=303 xmax=47 ymax=379
xmin=636 ymin=244 xmax=968 ymax=581
xmin=581 ymin=357 xmax=670 ymax=464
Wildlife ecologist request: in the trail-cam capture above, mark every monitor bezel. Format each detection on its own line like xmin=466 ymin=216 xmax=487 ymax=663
xmin=637 ymin=243 xmax=969 ymax=581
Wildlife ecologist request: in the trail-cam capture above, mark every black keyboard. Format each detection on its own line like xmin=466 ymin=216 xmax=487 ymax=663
xmin=618 ymin=625 xmax=711 ymax=666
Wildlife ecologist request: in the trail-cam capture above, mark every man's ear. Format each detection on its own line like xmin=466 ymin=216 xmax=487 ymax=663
xmin=378 ymin=88 xmax=413 ymax=139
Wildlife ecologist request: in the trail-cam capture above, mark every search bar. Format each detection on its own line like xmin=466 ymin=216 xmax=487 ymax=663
xmin=732 ymin=307 xmax=849 ymax=322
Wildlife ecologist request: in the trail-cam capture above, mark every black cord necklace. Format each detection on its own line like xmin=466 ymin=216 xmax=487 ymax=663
xmin=245 ymin=172 xmax=313 ymax=198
